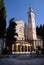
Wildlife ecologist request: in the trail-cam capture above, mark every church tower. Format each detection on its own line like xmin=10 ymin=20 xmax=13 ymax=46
xmin=28 ymin=6 xmax=37 ymax=49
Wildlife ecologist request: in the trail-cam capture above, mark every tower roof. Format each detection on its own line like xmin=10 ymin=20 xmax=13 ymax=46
xmin=28 ymin=6 xmax=34 ymax=14
xmin=29 ymin=6 xmax=33 ymax=12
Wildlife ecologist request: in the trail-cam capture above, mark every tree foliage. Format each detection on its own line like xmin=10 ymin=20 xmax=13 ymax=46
xmin=36 ymin=24 xmax=44 ymax=54
xmin=36 ymin=24 xmax=44 ymax=42
xmin=6 ymin=18 xmax=18 ymax=53
xmin=0 ymin=0 xmax=6 ymax=38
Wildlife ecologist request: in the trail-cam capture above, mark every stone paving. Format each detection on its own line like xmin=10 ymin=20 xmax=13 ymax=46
xmin=0 ymin=55 xmax=44 ymax=65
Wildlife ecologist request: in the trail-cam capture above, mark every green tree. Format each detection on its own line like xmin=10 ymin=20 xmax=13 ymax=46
xmin=6 ymin=18 xmax=18 ymax=54
xmin=36 ymin=24 xmax=44 ymax=54
xmin=0 ymin=0 xmax=6 ymax=38
xmin=36 ymin=26 xmax=39 ymax=35
xmin=42 ymin=24 xmax=44 ymax=45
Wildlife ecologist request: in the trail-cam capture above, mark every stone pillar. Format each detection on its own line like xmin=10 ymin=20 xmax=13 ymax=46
xmin=30 ymin=46 xmax=31 ymax=52
xmin=12 ymin=44 xmax=14 ymax=51
xmin=33 ymin=40 xmax=36 ymax=50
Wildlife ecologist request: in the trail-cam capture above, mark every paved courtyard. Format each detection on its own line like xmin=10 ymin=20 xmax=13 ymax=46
xmin=0 ymin=55 xmax=44 ymax=65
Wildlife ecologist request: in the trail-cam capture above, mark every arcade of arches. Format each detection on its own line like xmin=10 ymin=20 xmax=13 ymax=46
xmin=12 ymin=41 xmax=32 ymax=53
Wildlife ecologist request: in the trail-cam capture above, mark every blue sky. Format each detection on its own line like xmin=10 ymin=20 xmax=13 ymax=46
xmin=4 ymin=0 xmax=44 ymax=27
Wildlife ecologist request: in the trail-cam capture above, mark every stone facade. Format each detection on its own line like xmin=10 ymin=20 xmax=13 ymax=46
xmin=28 ymin=7 xmax=37 ymax=40
xmin=2 ymin=7 xmax=43 ymax=54
xmin=12 ymin=7 xmax=43 ymax=54
xmin=27 ymin=7 xmax=37 ymax=49
xmin=12 ymin=41 xmax=32 ymax=54
xmin=15 ymin=20 xmax=25 ymax=40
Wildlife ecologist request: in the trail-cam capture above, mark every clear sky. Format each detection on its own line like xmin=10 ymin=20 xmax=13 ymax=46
xmin=4 ymin=0 xmax=44 ymax=27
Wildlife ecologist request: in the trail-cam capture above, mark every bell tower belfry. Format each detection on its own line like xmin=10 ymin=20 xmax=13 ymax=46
xmin=28 ymin=6 xmax=37 ymax=49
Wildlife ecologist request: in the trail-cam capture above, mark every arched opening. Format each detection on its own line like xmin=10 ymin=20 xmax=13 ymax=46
xmin=25 ymin=46 xmax=27 ymax=52
xmin=22 ymin=46 xmax=24 ymax=52
xmin=28 ymin=46 xmax=30 ymax=51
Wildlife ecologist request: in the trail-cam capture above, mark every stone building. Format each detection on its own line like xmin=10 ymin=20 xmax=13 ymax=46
xmin=12 ymin=6 xmax=43 ymax=54
xmin=12 ymin=20 xmax=32 ymax=54
xmin=2 ymin=6 xmax=43 ymax=54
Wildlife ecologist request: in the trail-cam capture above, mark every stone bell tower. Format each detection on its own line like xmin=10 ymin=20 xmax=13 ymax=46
xmin=28 ymin=6 xmax=37 ymax=49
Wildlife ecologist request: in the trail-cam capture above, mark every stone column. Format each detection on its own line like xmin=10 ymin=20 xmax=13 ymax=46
xmin=30 ymin=46 xmax=31 ymax=52
xmin=33 ymin=40 xmax=36 ymax=50
xmin=12 ymin=44 xmax=14 ymax=51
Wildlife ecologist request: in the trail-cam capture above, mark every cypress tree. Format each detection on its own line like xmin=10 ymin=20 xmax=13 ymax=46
xmin=6 ymin=18 xmax=18 ymax=54
xmin=0 ymin=0 xmax=6 ymax=38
